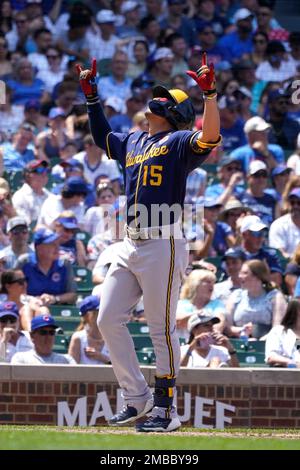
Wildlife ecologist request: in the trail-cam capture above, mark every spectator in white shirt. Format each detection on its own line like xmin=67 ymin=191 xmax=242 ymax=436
xmin=12 ymin=159 xmax=50 ymax=225
xmin=38 ymin=176 xmax=88 ymax=228
xmin=265 ymin=298 xmax=300 ymax=368
xmin=269 ymin=188 xmax=300 ymax=258
xmin=255 ymin=40 xmax=296 ymax=83
xmin=88 ymin=10 xmax=119 ymax=62
xmin=73 ymin=134 xmax=121 ymax=192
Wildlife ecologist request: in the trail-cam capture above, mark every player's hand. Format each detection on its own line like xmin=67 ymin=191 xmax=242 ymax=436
xmin=76 ymin=58 xmax=98 ymax=102
xmin=186 ymin=52 xmax=216 ymax=97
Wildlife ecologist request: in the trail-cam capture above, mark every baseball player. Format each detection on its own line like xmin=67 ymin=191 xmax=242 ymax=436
xmin=77 ymin=53 xmax=221 ymax=432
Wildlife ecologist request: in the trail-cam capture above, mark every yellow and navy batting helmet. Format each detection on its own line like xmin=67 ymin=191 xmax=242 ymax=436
xmin=149 ymin=85 xmax=195 ymax=130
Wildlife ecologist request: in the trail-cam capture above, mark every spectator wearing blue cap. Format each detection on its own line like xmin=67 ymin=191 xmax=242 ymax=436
xmin=38 ymin=176 xmax=88 ymax=228
xmin=54 ymin=211 xmax=86 ymax=267
xmin=68 ymin=295 xmax=110 ymax=364
xmin=11 ymin=314 xmax=75 ymax=364
xmin=269 ymin=188 xmax=300 ymax=258
xmin=72 ymin=134 xmax=121 ymax=192
xmin=15 ymin=227 xmax=77 ymax=306
xmin=194 ymin=198 xmax=235 ymax=258
xmin=205 ymin=154 xmax=244 ymax=205
xmin=0 ymin=301 xmax=33 ymax=363
xmin=214 ymin=247 xmax=246 ymax=303
xmin=265 ymin=165 xmax=292 ymax=203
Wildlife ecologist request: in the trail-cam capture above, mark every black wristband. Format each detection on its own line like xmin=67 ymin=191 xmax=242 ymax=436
xmin=229 ymin=350 xmax=237 ymax=355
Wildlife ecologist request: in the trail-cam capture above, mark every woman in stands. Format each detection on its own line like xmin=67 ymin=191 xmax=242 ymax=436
xmin=225 ymin=260 xmax=287 ymax=339
xmin=68 ymin=295 xmax=110 ymax=365
xmin=265 ymin=298 xmax=300 ymax=368
xmin=0 ymin=301 xmax=33 ymax=362
xmin=177 ymin=269 xmax=226 ymax=336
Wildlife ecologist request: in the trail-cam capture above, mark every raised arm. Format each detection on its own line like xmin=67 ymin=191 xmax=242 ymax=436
xmin=186 ymin=52 xmax=221 ymax=144
xmin=76 ymin=59 xmax=112 ymax=151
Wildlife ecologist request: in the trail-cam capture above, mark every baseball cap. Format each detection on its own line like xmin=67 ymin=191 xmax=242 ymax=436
xmin=232 ymin=8 xmax=253 ymax=23
xmin=234 ymin=59 xmax=255 ymax=71
xmin=234 ymin=86 xmax=252 ymax=100
xmin=218 ymin=95 xmax=238 ymax=110
xmin=187 ymin=311 xmax=220 ymax=334
xmin=153 ymin=47 xmax=174 ymax=62
xmin=24 ymin=99 xmax=41 ymax=112
xmin=60 ymin=159 xmax=84 ymax=171
xmin=218 ymin=154 xmax=241 ymax=169
xmin=288 ymin=188 xmax=300 ymax=199
xmin=204 ymin=197 xmax=223 ymax=208
xmin=104 ymin=96 xmax=126 ymax=114
xmin=56 ymin=215 xmax=79 ymax=229
xmin=268 ymin=88 xmax=287 ymax=103
xmin=222 ymin=247 xmax=246 ymax=261
xmin=96 ymin=9 xmax=116 ymax=23
xmin=25 ymin=159 xmax=49 ymax=173
xmin=0 ymin=301 xmax=19 ymax=319
xmin=121 ymin=1 xmax=139 ymax=14
xmin=131 ymin=75 xmax=154 ymax=94
xmin=62 ymin=176 xmax=88 ymax=195
xmin=33 ymin=227 xmax=59 ymax=246
xmin=215 ymin=60 xmax=232 ymax=72
xmin=79 ymin=295 xmax=100 ymax=316
xmin=6 ymin=216 xmax=28 ymax=232
xmin=31 ymin=314 xmax=57 ymax=332
xmin=167 ymin=0 xmax=182 ymax=5
xmin=248 ymin=160 xmax=268 ymax=175
xmin=240 ymin=215 xmax=267 ymax=233
xmin=221 ymin=199 xmax=248 ymax=214
xmin=271 ymin=165 xmax=291 ymax=177
xmin=244 ymin=116 xmax=271 ymax=134
xmin=48 ymin=107 xmax=66 ymax=120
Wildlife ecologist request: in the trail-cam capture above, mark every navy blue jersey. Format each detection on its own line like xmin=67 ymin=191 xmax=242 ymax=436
xmin=244 ymin=247 xmax=283 ymax=275
xmin=88 ymin=103 xmax=218 ymax=228
xmin=239 ymin=191 xmax=277 ymax=227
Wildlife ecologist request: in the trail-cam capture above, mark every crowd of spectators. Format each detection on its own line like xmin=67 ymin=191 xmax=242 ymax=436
xmin=0 ymin=0 xmax=300 ymax=368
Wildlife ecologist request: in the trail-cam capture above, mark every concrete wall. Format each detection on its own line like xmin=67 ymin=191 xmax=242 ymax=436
xmin=1 ymin=365 xmax=300 ymax=428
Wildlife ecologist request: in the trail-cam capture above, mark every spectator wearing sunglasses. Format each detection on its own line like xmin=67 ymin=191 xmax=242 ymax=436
xmin=205 ymin=154 xmax=244 ymax=205
xmin=15 ymin=227 xmax=77 ymax=306
xmin=239 ymin=160 xmax=279 ymax=227
xmin=11 ymin=314 xmax=75 ymax=364
xmin=12 ymin=160 xmax=50 ymax=226
xmin=0 ymin=216 xmax=34 ymax=270
xmin=0 ymin=122 xmax=36 ymax=173
xmin=0 ymin=301 xmax=33 ymax=363
xmin=0 ymin=269 xmax=49 ymax=331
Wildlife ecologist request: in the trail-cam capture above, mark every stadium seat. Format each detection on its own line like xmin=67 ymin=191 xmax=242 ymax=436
xmin=4 ymin=171 xmax=23 ymax=191
xmin=203 ymin=256 xmax=226 ymax=282
xmin=49 ymin=304 xmax=80 ymax=317
xmin=52 ymin=317 xmax=80 ymax=336
xmin=230 ymin=338 xmax=266 ymax=353
xmin=136 ymin=350 xmax=156 ymax=364
xmin=236 ymin=351 xmax=265 ymax=367
xmin=53 ymin=333 xmax=69 ymax=354
xmin=73 ymin=266 xmax=93 ymax=293
xmin=131 ymin=334 xmax=153 ymax=350
xmin=75 ymin=231 xmax=91 ymax=247
xmin=127 ymin=322 xmax=150 ymax=335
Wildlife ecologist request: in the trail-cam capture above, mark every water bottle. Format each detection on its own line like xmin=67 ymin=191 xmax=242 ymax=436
xmin=240 ymin=328 xmax=249 ymax=348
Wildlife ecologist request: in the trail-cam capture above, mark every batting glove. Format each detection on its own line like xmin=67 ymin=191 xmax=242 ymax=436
xmin=76 ymin=58 xmax=99 ymax=104
xmin=186 ymin=52 xmax=217 ymax=99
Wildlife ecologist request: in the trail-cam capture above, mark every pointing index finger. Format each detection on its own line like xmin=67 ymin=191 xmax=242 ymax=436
xmin=75 ymin=64 xmax=83 ymax=75
xmin=202 ymin=52 xmax=207 ymax=67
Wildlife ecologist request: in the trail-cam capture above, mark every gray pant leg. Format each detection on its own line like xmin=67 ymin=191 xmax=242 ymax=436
xmin=135 ymin=237 xmax=189 ymax=377
xmin=97 ymin=242 xmax=151 ymax=405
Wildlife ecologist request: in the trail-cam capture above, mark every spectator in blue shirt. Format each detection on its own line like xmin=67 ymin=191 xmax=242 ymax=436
xmin=239 ymin=160 xmax=279 ymax=227
xmin=15 ymin=227 xmax=77 ymax=306
xmin=265 ymin=165 xmax=292 ymax=203
xmin=231 ymin=115 xmax=285 ymax=172
xmin=218 ymin=8 xmax=254 ymax=63
xmin=219 ymin=95 xmax=247 ymax=152
xmin=205 ymin=154 xmax=245 ymax=205
xmin=0 ymin=123 xmax=36 ymax=173
xmin=5 ymin=58 xmax=47 ymax=105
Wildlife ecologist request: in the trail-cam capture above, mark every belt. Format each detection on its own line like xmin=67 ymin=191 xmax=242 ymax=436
xmin=125 ymin=223 xmax=183 ymax=240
